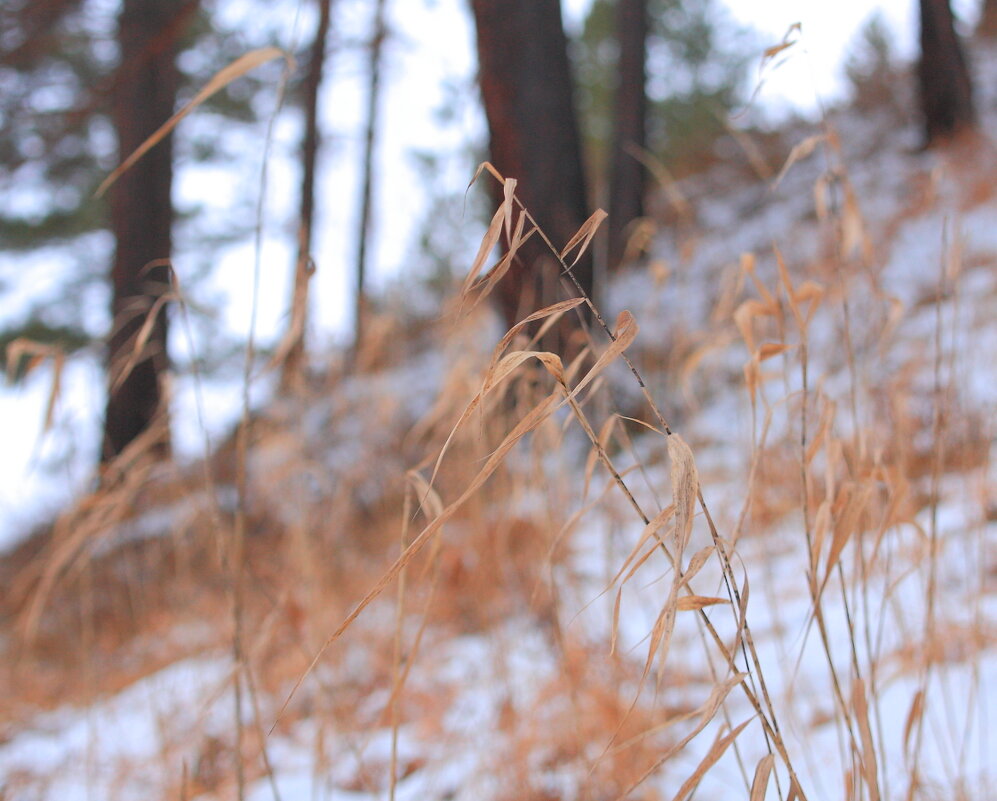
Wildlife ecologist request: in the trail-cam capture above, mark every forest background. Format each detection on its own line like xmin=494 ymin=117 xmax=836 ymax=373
xmin=0 ymin=0 xmax=993 ymax=798
xmin=0 ymin=0 xmax=982 ymax=541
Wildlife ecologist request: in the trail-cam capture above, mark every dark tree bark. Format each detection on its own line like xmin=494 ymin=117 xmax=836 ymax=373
xmin=354 ymin=0 xmax=387 ymax=358
xmin=608 ymin=0 xmax=647 ymax=271
xmin=102 ymin=0 xmax=192 ymax=463
xmin=977 ymin=0 xmax=997 ymax=37
xmin=281 ymin=0 xmax=333 ymax=391
xmin=470 ymin=0 xmax=592 ymax=338
xmin=918 ymin=0 xmax=975 ymax=145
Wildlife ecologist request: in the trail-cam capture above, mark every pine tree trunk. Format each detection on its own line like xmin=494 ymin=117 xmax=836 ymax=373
xmin=978 ymin=0 xmax=997 ymax=37
xmin=103 ymin=0 xmax=191 ymax=463
xmin=282 ymin=0 xmax=333 ymax=391
xmin=608 ymin=0 xmax=647 ymax=271
xmin=918 ymin=0 xmax=975 ymax=145
xmin=354 ymin=0 xmax=387 ymax=360
xmin=470 ymin=0 xmax=592 ymax=339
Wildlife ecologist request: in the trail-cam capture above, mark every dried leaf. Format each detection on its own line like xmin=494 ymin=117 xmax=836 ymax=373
xmin=774 ymin=134 xmax=825 ymax=188
xmin=502 ymin=176 xmax=518 ymax=242
xmin=642 ymin=601 xmax=678 ymax=687
xmin=110 ymin=293 xmax=172 ymax=395
xmin=757 ymin=342 xmax=794 ymax=362
xmin=743 ymin=358 xmax=759 ymax=408
xmin=774 ymin=244 xmax=805 ymax=332
xmin=668 ymin=433 xmax=700 ymax=555
xmin=902 ymin=690 xmax=924 ymax=756
xmin=560 ymin=209 xmax=608 ymax=267
xmin=670 ymin=717 xmax=753 ymax=801
xmin=841 ymin=179 xmax=867 ymax=258
xmin=762 ymin=22 xmax=801 ymax=63
xmin=613 ymin=673 xmax=746 ymax=800
xmin=734 ymin=299 xmax=777 ymax=354
xmin=794 ymin=280 xmax=825 ymax=326
xmin=803 ymin=397 xmax=835 ymax=466
xmin=97 ymin=47 xmax=290 ymax=197
xmin=811 ymin=498 xmax=832 ymax=574
xmin=465 ymin=211 xmax=535 ymax=311
xmin=814 ymin=173 xmax=830 ymax=220
xmin=406 ymin=470 xmax=443 ymax=521
xmin=679 ymin=546 xmax=715 ymax=588
xmin=609 ymin=504 xmax=676 ymax=588
xmin=741 ymin=251 xmax=779 ymax=309
xmin=732 ymin=572 xmax=750 ymax=654
xmin=610 ymin=587 xmax=622 ymax=656
xmin=563 ymin=310 xmax=638 ymax=403
xmin=819 ymin=484 xmax=873 ymax=598
xmin=851 ymin=678 xmax=881 ymax=801
xmin=6 ymin=340 xmax=67 ymax=434
xmin=467 ymin=160 xmax=505 ymax=190
xmin=461 ymin=203 xmax=505 ymax=293
xmin=676 ymin=595 xmax=728 ymax=611
xmin=584 ymin=415 xmax=618 ymax=498
xmin=750 ymin=754 xmax=776 ymax=801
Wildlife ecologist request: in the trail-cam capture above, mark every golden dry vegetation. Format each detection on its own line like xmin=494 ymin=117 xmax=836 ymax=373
xmin=1 ymin=72 xmax=995 ymax=801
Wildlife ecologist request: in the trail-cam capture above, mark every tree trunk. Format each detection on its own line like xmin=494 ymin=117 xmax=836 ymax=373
xmin=353 ymin=0 xmax=387 ymax=360
xmin=281 ymin=0 xmax=333 ymax=391
xmin=470 ymin=0 xmax=592 ymax=340
xmin=102 ymin=0 xmax=190 ymax=463
xmin=918 ymin=0 xmax=975 ymax=145
xmin=977 ymin=0 xmax=997 ymax=37
xmin=608 ymin=0 xmax=647 ymax=271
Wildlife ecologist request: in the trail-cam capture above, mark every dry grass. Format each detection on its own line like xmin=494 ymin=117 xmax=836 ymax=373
xmin=1 ymin=111 xmax=995 ymax=801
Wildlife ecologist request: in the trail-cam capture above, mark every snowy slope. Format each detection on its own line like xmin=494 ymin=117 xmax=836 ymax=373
xmin=1 ymin=51 xmax=995 ymax=801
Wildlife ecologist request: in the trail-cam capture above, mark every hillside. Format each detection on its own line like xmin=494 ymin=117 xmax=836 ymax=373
xmin=1 ymin=52 xmax=995 ymax=801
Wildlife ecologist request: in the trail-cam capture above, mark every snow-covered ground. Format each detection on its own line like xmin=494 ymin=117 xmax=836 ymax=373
xmin=3 ymin=39 xmax=996 ymax=801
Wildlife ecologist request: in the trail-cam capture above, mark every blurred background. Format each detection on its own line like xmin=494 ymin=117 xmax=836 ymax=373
xmin=0 ymin=0 xmax=983 ymax=541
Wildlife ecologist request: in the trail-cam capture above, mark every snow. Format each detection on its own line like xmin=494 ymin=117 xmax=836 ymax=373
xmin=0 ymin=658 xmax=231 ymax=801
xmin=2 ymin=26 xmax=996 ymax=801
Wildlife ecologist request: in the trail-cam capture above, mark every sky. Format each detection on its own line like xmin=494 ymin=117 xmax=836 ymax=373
xmin=0 ymin=0 xmax=986 ymax=544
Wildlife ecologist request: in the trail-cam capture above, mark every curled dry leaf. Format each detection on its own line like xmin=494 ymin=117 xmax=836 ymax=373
xmin=680 ymin=546 xmax=715 ymax=589
xmin=757 ymin=342 xmax=794 ymax=362
xmin=5 ymin=340 xmax=68 ymax=434
xmin=97 ymin=47 xmax=291 ymax=197
xmin=676 ymin=595 xmax=728 ymax=611
xmin=774 ymin=134 xmax=825 ymax=189
xmin=668 ymin=433 xmax=700 ymax=554
xmin=669 ymin=717 xmax=753 ymax=801
xmin=559 ymin=208 xmax=608 ymax=267
xmin=609 ymin=504 xmax=676 ymax=589
xmin=762 ymin=22 xmax=801 ymax=63
xmin=794 ymin=280 xmax=825 ymax=325
xmin=461 ymin=203 xmax=505 ymax=292
xmin=734 ymin=299 xmax=778 ymax=354
xmin=774 ymin=244 xmax=805 ymax=333
xmin=563 ymin=310 xmax=638 ymax=404
xmin=502 ymin=176 xmax=518 ymax=243
xmin=406 ymin=470 xmax=443 ymax=521
xmin=903 ymin=690 xmax=925 ymax=756
xmin=750 ymin=754 xmax=776 ymax=801
xmin=841 ymin=178 xmax=868 ymax=259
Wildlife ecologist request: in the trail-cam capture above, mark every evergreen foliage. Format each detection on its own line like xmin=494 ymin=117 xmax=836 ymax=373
xmin=0 ymin=1 xmax=270 ymax=367
xmin=574 ymin=0 xmax=755 ymax=179
xmin=845 ymin=13 xmax=905 ymax=112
